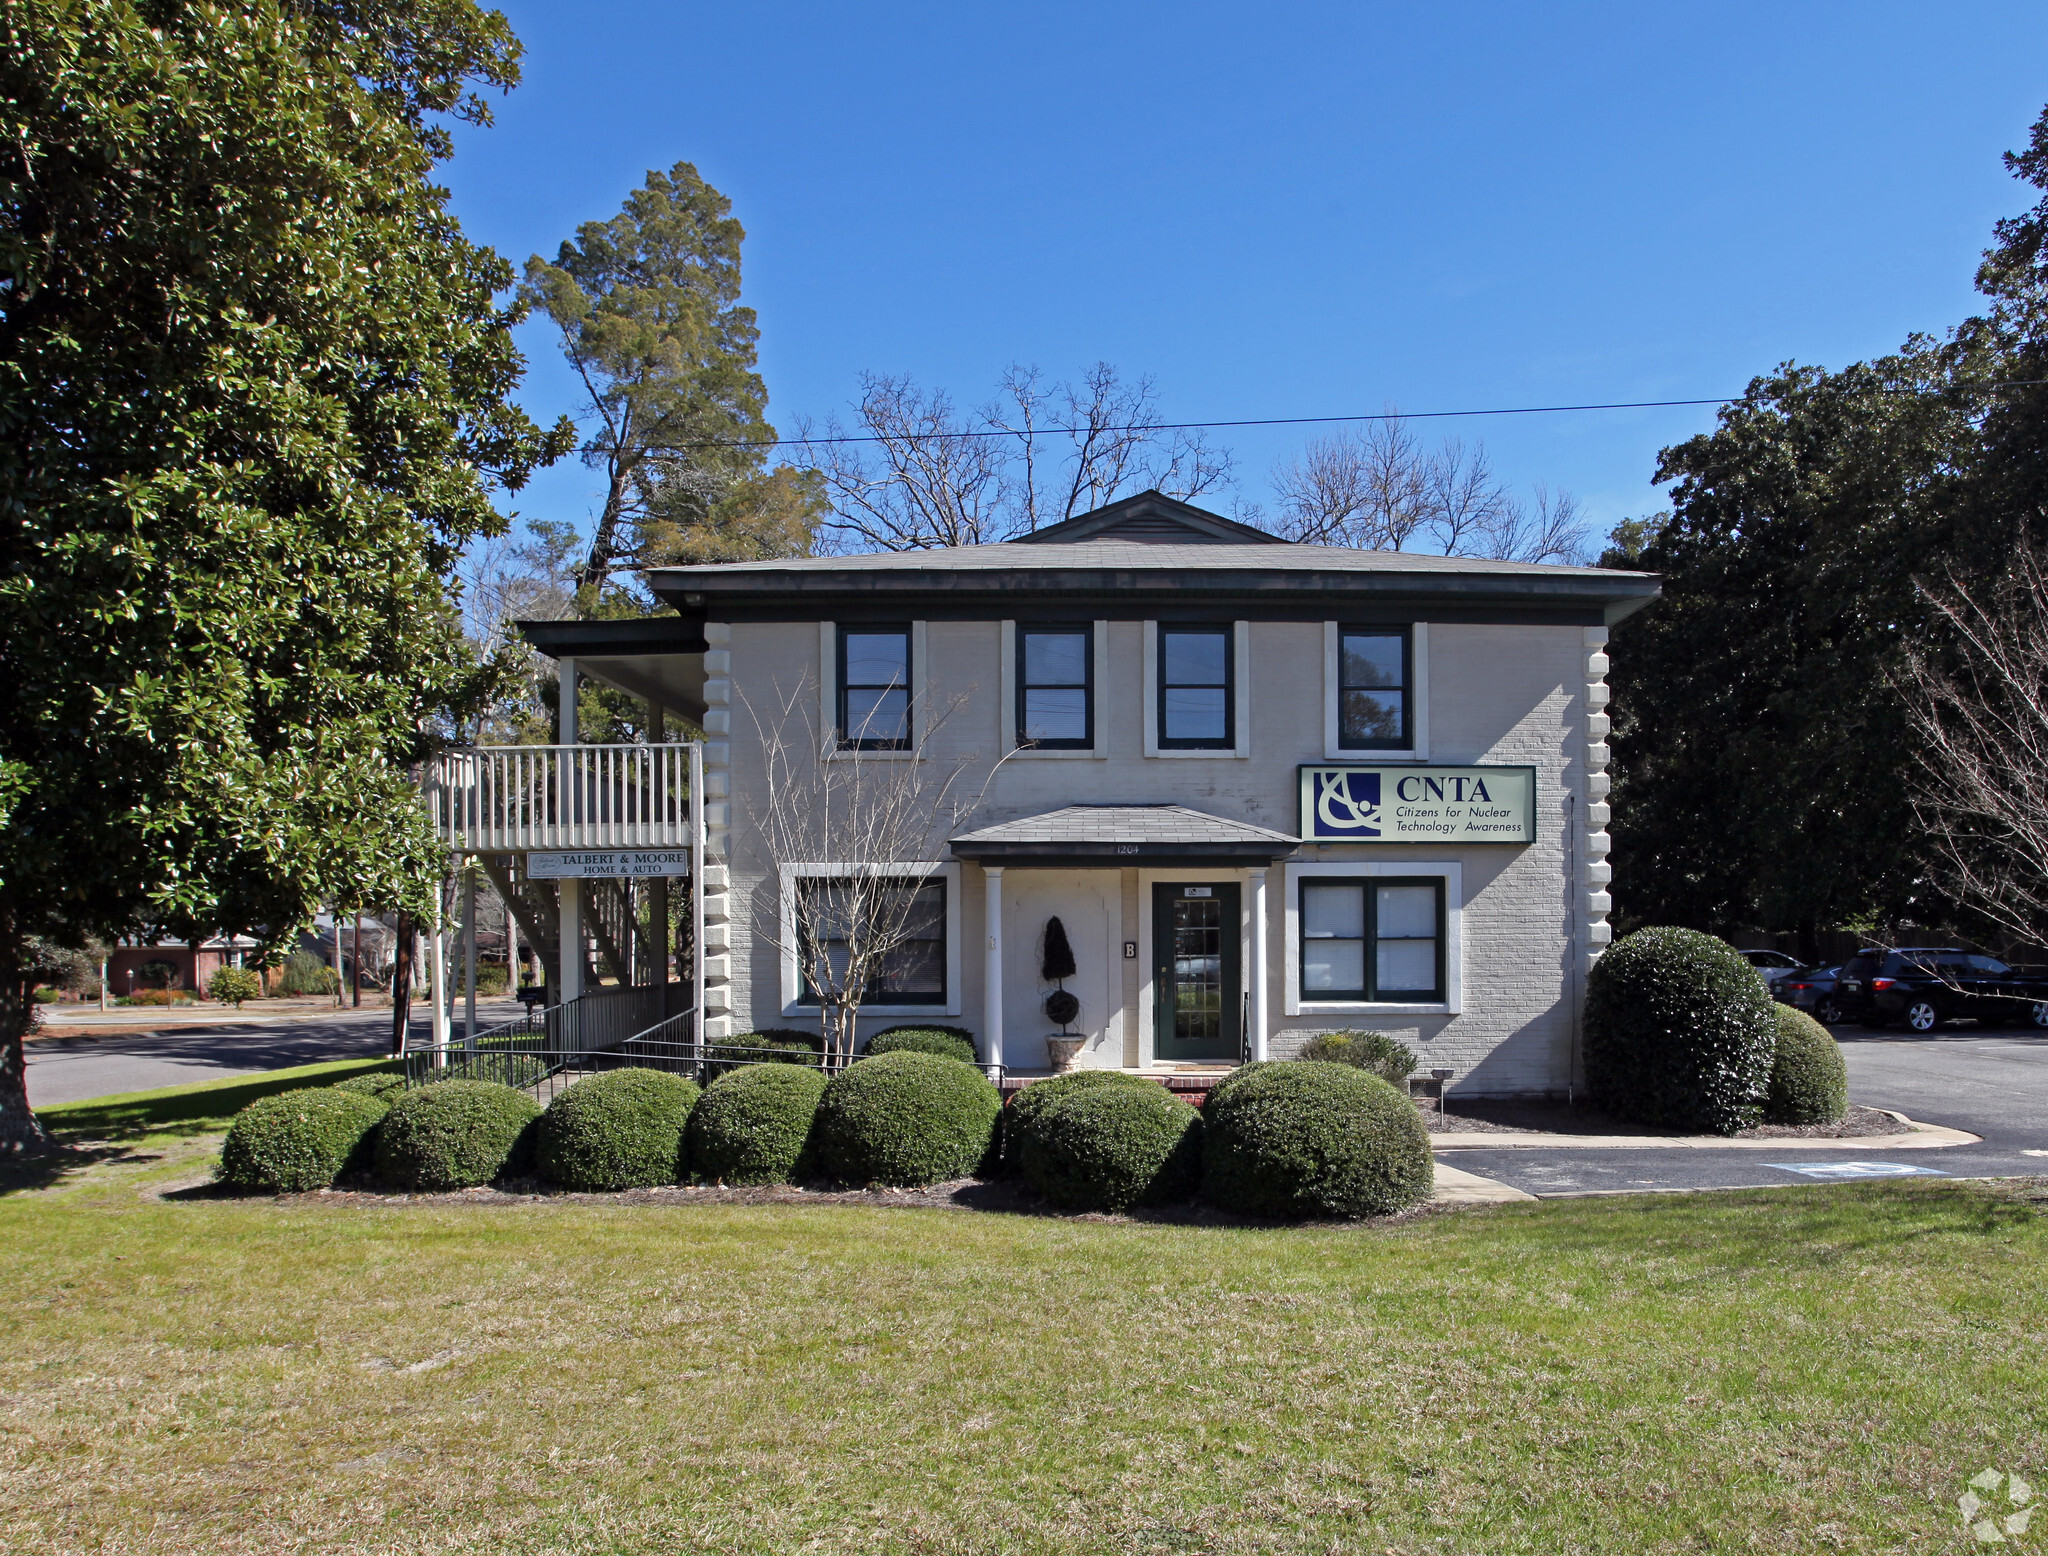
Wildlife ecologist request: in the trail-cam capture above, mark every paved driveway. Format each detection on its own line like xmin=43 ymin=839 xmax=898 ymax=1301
xmin=1438 ymin=1026 xmax=2048 ymax=1197
xmin=25 ymin=1000 xmax=524 ymax=1107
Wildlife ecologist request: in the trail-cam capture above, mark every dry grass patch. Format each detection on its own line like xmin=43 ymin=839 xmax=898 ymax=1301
xmin=1 ymin=1143 xmax=2044 ymax=1553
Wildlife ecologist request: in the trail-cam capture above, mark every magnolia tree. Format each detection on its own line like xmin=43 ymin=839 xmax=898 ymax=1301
xmin=743 ymin=681 xmax=1001 ymax=1063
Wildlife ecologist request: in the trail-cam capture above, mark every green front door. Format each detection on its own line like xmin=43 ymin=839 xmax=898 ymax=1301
xmin=1153 ymin=882 xmax=1242 ymax=1063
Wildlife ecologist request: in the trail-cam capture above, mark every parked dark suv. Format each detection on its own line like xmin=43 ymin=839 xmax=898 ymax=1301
xmin=1836 ymin=947 xmax=2048 ymax=1032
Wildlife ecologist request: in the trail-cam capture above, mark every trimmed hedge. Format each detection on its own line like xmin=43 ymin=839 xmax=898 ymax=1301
xmin=374 ymin=1080 xmax=541 ymax=1190
xmin=1020 ymin=1083 xmax=1203 ymax=1210
xmin=872 ymin=1023 xmax=976 ymax=1046
xmin=535 ymin=1068 xmax=700 ymax=1191
xmin=1297 ymin=1030 xmax=1419 ymax=1086
xmin=1202 ymin=1060 xmax=1433 ymax=1219
xmin=331 ymin=1072 xmax=407 ymax=1103
xmin=1004 ymin=1069 xmax=1155 ymax=1169
xmin=1584 ymin=927 xmax=1778 ymax=1135
xmin=812 ymin=1050 xmax=1002 ymax=1186
xmin=218 ymin=1088 xmax=388 ymax=1192
xmin=706 ymin=1030 xmax=825 ymax=1077
xmin=1766 ymin=1004 xmax=1849 ymax=1125
xmin=865 ymin=1027 xmax=978 ymax=1064
xmin=688 ymin=1063 xmax=829 ymax=1184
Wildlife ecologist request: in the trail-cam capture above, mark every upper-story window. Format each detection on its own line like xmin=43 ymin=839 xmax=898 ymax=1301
xmin=1338 ymin=627 xmax=1410 ymax=750
xmin=1017 ymin=624 xmax=1093 ymax=749
xmin=838 ymin=625 xmax=911 ymax=749
xmin=1158 ymin=625 xmax=1233 ymax=749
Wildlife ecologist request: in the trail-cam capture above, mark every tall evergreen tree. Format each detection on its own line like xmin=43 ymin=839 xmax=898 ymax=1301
xmin=0 ymin=0 xmax=567 ymax=1151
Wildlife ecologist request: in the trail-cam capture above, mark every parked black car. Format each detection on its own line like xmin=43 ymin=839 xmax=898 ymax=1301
xmin=1775 ymin=963 xmax=1847 ymax=1024
xmin=1836 ymin=947 xmax=2048 ymax=1032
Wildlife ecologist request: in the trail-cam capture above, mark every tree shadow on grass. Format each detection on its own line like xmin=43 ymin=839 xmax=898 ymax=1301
xmin=0 ymin=1141 xmax=155 ymax=1196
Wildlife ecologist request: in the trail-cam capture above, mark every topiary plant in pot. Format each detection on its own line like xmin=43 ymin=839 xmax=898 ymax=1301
xmin=688 ymin=1062 xmax=830 ymax=1184
xmin=812 ymin=1050 xmax=1002 ymax=1187
xmin=1201 ymin=1060 xmax=1433 ymax=1219
xmin=1765 ymin=1004 xmax=1849 ymax=1125
xmin=535 ymin=1067 xmax=701 ymax=1191
xmin=1583 ymin=926 xmax=1777 ymax=1135
xmin=1041 ymin=916 xmax=1083 ymax=1071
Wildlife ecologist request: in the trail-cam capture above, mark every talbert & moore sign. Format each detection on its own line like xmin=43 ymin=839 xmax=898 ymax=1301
xmin=1298 ymin=764 xmax=1536 ymax=844
xmin=525 ymin=849 xmax=692 ymax=879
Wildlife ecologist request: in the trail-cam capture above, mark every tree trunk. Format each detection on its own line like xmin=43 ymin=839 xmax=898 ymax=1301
xmin=352 ymin=913 xmax=364 ymax=1008
xmin=390 ymin=912 xmax=413 ymax=1055
xmin=0 ymin=971 xmax=49 ymax=1157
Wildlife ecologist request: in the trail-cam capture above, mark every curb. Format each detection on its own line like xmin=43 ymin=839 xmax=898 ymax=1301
xmin=1428 ymin=1112 xmax=1978 ymax=1152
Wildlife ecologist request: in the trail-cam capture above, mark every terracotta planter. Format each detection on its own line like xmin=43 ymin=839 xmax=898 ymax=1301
xmin=1044 ymin=1036 xmax=1085 ymax=1073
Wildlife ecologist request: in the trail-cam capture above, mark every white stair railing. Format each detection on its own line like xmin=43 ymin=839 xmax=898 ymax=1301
xmin=427 ymin=744 xmax=695 ymax=853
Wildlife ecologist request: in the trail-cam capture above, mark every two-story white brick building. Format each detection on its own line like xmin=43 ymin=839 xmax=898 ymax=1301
xmin=515 ymin=491 xmax=1658 ymax=1097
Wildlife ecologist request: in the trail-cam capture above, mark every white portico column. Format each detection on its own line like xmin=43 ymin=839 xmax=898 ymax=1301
xmin=1248 ymin=867 xmax=1270 ymax=1062
xmin=983 ymin=866 xmax=1005 ymax=1071
xmin=557 ymin=657 xmax=583 ymax=1004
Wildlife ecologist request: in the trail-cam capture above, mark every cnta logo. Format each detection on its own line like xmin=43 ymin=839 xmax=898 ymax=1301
xmin=1314 ymin=770 xmax=1383 ymax=836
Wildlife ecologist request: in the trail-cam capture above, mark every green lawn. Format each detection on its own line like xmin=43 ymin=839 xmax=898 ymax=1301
xmin=34 ymin=1056 xmax=400 ymax=1145
xmin=1 ymin=1125 xmax=2042 ymax=1554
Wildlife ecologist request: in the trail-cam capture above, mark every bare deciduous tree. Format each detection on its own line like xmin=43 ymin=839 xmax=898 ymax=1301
xmin=1272 ymin=411 xmax=1589 ymax=563
xmin=743 ymin=680 xmax=1004 ymax=1061
xmin=1896 ymin=545 xmax=2048 ymax=951
xmin=802 ymin=363 xmax=1235 ymax=551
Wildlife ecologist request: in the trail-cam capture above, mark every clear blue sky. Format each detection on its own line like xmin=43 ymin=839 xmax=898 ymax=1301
xmin=445 ymin=1 xmax=2048 ymax=549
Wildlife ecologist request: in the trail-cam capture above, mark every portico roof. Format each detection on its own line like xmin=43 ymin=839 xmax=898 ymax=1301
xmin=949 ymin=804 xmax=1299 ymax=867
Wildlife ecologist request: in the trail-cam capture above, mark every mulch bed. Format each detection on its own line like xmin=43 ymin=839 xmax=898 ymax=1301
xmin=1423 ymin=1098 xmax=1904 ymax=1140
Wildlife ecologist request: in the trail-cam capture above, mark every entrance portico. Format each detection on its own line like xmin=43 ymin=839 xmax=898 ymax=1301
xmin=949 ymin=804 xmax=1296 ymax=1074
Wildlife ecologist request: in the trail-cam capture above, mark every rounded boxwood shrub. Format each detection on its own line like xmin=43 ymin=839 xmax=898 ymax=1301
xmin=1298 ymin=1030 xmax=1418 ymax=1086
xmin=865 ymin=1027 xmax=978 ymax=1063
xmin=872 ymin=1022 xmax=976 ymax=1046
xmin=1766 ymin=1004 xmax=1849 ymax=1125
xmin=331 ymin=1071 xmax=407 ymax=1103
xmin=812 ymin=1050 xmax=1002 ymax=1186
xmin=1003 ymin=1069 xmax=1156 ymax=1169
xmin=535 ymin=1067 xmax=701 ymax=1191
xmin=688 ymin=1063 xmax=829 ymax=1184
xmin=374 ymin=1080 xmax=542 ymax=1191
xmin=1020 ymin=1083 xmax=1203 ymax=1211
xmin=706 ymin=1030 xmax=824 ymax=1077
xmin=1202 ymin=1060 xmax=1433 ymax=1220
xmin=219 ymin=1088 xmax=388 ymax=1192
xmin=1584 ymin=926 xmax=1777 ymax=1135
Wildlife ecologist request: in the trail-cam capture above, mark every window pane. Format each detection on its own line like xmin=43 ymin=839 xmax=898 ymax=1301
xmin=879 ymin=940 xmax=944 ymax=996
xmin=844 ymin=687 xmax=907 ymax=742
xmin=1163 ymin=686 xmax=1226 ymax=742
xmin=1024 ymin=631 xmax=1088 ymax=686
xmin=1340 ymin=689 xmax=1404 ymax=745
xmin=1302 ymin=884 xmax=1364 ymax=939
xmin=844 ymin=632 xmax=908 ymax=687
xmin=1023 ymin=687 xmax=1088 ymax=742
xmin=1377 ymin=939 xmax=1437 ymax=994
xmin=1305 ymin=941 xmax=1365 ymax=992
xmin=1377 ymin=885 xmax=1437 ymax=940
xmin=1162 ymin=630 xmax=1228 ymax=686
xmin=1341 ymin=633 xmax=1403 ymax=689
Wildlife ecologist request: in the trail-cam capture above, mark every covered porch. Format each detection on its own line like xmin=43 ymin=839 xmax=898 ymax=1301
xmin=950 ymin=804 xmax=1299 ymax=1077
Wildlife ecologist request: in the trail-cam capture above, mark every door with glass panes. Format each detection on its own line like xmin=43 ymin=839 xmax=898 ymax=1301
xmin=1152 ymin=883 xmax=1242 ymax=1062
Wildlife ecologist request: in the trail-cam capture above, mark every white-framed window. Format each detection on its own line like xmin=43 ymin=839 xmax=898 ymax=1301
xmin=777 ymin=861 xmax=964 ymax=1018
xmin=1142 ymin=620 xmax=1251 ymax=759
xmin=1000 ymin=619 xmax=1110 ymax=758
xmin=1324 ymin=621 xmax=1427 ymax=761
xmin=820 ymin=621 xmax=928 ymax=758
xmin=1283 ymin=860 xmax=1461 ymax=1016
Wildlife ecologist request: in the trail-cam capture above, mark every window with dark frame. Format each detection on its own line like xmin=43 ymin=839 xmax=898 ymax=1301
xmin=796 ymin=876 xmax=946 ymax=1006
xmin=1016 ymin=624 xmax=1093 ymax=749
xmin=1299 ymin=876 xmax=1444 ymax=1002
xmin=1158 ymin=624 xmax=1233 ymax=749
xmin=838 ymin=625 xmax=911 ymax=749
xmin=1337 ymin=627 xmax=1410 ymax=749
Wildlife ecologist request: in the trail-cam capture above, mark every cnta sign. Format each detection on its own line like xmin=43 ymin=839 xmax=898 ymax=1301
xmin=1298 ymin=765 xmax=1536 ymax=844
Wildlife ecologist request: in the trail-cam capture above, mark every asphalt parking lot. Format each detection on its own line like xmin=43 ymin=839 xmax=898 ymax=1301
xmin=1439 ymin=1025 xmax=2048 ymax=1196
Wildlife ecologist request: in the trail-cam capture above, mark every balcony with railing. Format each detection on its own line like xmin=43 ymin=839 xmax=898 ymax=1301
xmin=426 ymin=743 xmax=699 ymax=854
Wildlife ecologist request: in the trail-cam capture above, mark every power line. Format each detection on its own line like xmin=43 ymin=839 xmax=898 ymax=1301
xmin=630 ymin=378 xmax=2048 ymax=454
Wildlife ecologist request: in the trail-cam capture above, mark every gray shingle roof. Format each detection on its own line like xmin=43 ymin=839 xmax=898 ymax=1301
xmin=951 ymin=804 xmax=1298 ymax=848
